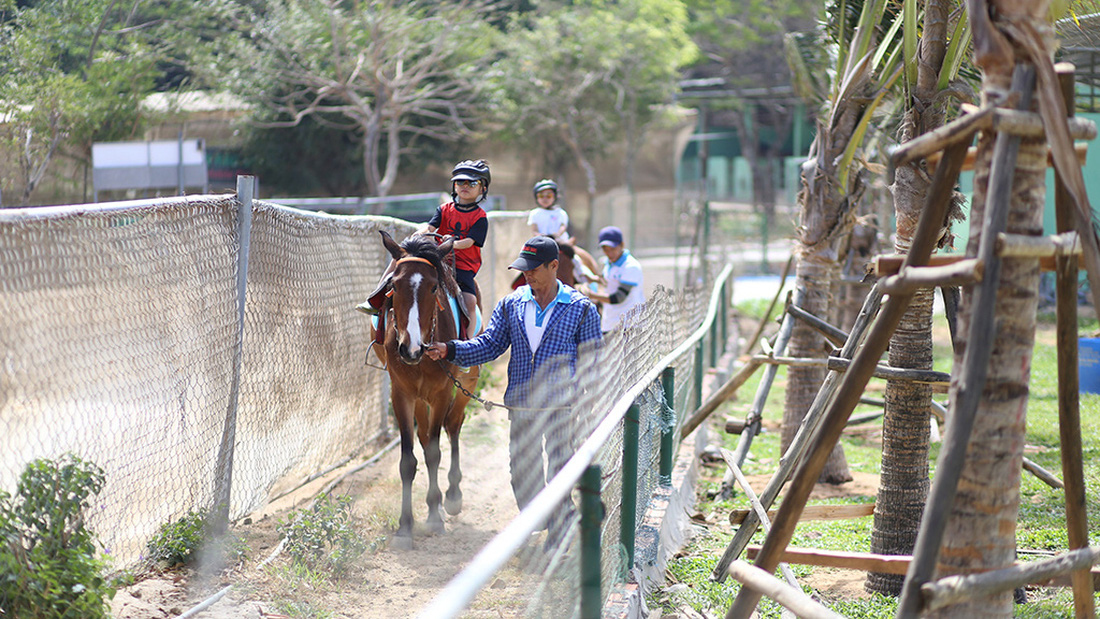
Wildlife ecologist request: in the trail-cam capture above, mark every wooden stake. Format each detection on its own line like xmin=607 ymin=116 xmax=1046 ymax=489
xmin=1053 ymin=63 xmax=1094 ymax=618
xmin=879 ymin=259 xmax=984 ymax=293
xmin=921 ymin=547 xmax=1100 ymax=613
xmin=727 ymin=561 xmax=845 ymax=619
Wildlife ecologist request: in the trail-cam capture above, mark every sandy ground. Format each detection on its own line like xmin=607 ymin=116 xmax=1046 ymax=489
xmin=112 ymin=369 xmax=519 ymax=619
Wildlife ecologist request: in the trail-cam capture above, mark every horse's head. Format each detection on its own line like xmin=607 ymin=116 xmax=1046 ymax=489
xmin=381 ymin=230 xmax=455 ymax=364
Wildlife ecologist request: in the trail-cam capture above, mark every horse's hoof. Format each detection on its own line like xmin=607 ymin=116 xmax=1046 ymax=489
xmin=391 ymin=534 xmax=413 ymax=551
xmin=444 ymin=495 xmax=463 ymax=516
xmin=427 ymin=518 xmax=446 ymax=535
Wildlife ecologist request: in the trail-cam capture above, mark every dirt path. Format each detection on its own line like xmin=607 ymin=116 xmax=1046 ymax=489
xmin=112 ymin=369 xmax=519 ymax=619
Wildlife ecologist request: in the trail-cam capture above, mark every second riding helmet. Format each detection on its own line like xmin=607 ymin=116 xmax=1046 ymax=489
xmin=533 ymin=178 xmax=558 ymax=196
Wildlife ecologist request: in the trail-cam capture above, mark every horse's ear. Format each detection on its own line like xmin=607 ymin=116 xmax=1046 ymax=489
xmin=380 ymin=230 xmax=403 ymax=260
xmin=437 ymin=237 xmax=455 ymax=257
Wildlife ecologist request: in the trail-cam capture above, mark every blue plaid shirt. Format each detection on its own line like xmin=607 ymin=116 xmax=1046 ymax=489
xmin=452 ymin=282 xmax=602 ymax=409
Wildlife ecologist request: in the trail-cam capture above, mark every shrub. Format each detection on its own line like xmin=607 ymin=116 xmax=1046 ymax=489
xmin=0 ymin=454 xmax=114 ymax=619
xmin=145 ymin=509 xmax=208 ymax=568
xmin=277 ymin=493 xmax=365 ymax=576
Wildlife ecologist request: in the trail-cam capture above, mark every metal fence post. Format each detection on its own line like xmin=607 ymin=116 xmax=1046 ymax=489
xmin=212 ymin=174 xmax=253 ymax=534
xmin=620 ymin=403 xmax=640 ymax=571
xmin=580 ymin=465 xmax=604 ymax=619
xmin=660 ymin=368 xmax=676 ymax=485
xmin=709 ymin=311 xmax=718 ymax=367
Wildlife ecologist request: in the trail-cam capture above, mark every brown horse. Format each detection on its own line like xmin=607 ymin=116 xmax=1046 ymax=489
xmin=376 ymin=230 xmax=479 ymax=549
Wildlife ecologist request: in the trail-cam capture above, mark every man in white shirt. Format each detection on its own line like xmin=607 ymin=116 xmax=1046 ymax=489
xmin=582 ymin=226 xmax=645 ymax=332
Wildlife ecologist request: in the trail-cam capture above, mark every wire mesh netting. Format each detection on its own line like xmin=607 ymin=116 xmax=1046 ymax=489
xmin=0 ymin=196 xmax=416 ymax=568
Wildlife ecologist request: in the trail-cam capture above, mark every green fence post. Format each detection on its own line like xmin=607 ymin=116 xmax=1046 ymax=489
xmin=693 ymin=342 xmax=704 ymax=410
xmin=621 ymin=403 xmax=640 ymax=571
xmin=720 ymin=281 xmax=729 ymax=357
xmin=660 ymin=368 xmax=676 ymax=485
xmin=709 ymin=311 xmax=718 ymax=367
xmin=580 ymin=464 xmax=604 ymax=619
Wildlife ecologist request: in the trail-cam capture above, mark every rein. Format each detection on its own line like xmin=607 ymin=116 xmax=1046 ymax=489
xmin=437 ymin=362 xmax=565 ymax=414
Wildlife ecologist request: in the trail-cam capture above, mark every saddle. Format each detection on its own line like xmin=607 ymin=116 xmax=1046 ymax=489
xmin=357 ymin=278 xmax=480 ymax=347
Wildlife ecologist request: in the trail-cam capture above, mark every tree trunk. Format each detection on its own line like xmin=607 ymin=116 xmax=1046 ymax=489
xmin=866 ymin=0 xmax=951 ymax=595
xmin=783 ymin=173 xmax=852 ymax=482
xmin=928 ymin=105 xmax=1045 ymax=619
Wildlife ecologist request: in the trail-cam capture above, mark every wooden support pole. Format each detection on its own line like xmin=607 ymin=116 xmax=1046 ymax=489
xmin=888 ymin=102 xmax=996 ymax=174
xmin=727 ymin=136 xmax=974 ymax=616
xmin=920 ymin=547 xmax=1100 ymax=613
xmin=995 ymin=231 xmax=1082 ymax=258
xmin=927 ymin=141 xmax=1088 ymax=173
xmin=786 ymin=303 xmax=848 ymax=347
xmin=958 ymin=103 xmax=1098 ymax=140
xmin=680 ymin=358 xmax=764 ymax=441
xmin=879 ymin=258 xmax=984 ymax=294
xmin=711 ymin=285 xmax=885 ymax=583
xmin=730 ymin=503 xmax=875 ymax=526
xmin=720 ymin=449 xmax=800 ymax=590
xmin=1022 ymin=457 xmax=1064 ymax=489
xmin=1054 ymin=63 xmax=1095 ymax=619
xmin=727 ymin=561 xmax=845 ymax=619
xmin=876 ymin=252 xmax=1067 ymax=275
xmin=746 ymin=546 xmax=912 ymax=575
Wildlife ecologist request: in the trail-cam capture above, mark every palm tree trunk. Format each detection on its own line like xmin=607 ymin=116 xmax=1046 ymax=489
xmin=927 ymin=117 xmax=1045 ymax=619
xmin=783 ymin=224 xmax=852 ymax=483
xmin=866 ymin=0 xmax=954 ymax=594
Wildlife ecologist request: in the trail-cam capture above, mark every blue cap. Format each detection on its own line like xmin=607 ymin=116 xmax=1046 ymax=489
xmin=598 ymin=226 xmax=624 ymax=247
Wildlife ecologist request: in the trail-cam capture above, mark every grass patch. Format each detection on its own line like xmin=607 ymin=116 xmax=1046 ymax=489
xmin=650 ymin=314 xmax=1100 ymax=616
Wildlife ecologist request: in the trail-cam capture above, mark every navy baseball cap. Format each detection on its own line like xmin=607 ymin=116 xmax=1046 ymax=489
xmin=509 ymin=236 xmax=559 ymax=271
xmin=598 ymin=226 xmax=624 ymax=247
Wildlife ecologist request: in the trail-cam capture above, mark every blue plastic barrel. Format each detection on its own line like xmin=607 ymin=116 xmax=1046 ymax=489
xmin=1081 ymin=338 xmax=1100 ymax=394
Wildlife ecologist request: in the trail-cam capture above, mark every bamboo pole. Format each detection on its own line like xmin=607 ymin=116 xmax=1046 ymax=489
xmin=895 ymin=64 xmax=1036 ymax=619
xmin=727 ymin=136 xmax=974 ymax=615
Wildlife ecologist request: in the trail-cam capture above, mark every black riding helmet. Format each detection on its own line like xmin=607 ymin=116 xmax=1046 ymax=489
xmin=450 ymin=159 xmax=491 ymax=205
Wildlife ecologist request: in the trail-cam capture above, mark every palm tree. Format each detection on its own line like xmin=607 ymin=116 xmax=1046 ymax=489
xmin=866 ymin=0 xmax=973 ymax=596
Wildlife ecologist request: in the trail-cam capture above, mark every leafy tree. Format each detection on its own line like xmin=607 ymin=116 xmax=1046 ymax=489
xmin=489 ymin=0 xmax=695 ymax=215
xmin=0 ymin=0 xmax=187 ymax=205
xmin=683 ymin=0 xmax=819 ymax=257
xmin=206 ymin=0 xmax=499 ymax=204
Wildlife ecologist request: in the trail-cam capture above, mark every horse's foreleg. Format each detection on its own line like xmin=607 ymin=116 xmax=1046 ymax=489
xmin=417 ymin=400 xmax=445 ymax=535
xmin=393 ymin=396 xmax=417 ymax=550
xmin=444 ymin=367 xmax=475 ymax=516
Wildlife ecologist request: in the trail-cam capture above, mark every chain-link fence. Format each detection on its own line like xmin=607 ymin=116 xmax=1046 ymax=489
xmin=0 ymin=190 xmax=416 ymax=568
xmin=423 ymin=264 xmax=731 ymax=618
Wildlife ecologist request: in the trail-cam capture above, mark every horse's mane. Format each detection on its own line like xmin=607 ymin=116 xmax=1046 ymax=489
xmin=400 ymin=235 xmax=461 ymax=299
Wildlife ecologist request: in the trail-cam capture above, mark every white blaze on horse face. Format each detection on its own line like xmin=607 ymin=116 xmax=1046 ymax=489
xmin=405 ymin=273 xmax=425 ymax=350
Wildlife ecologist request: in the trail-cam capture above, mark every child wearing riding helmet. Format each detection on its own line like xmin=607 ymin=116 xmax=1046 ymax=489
xmin=527 ymin=178 xmax=570 ymax=242
xmin=358 ymin=159 xmax=490 ymax=340
xmin=417 ymin=159 xmax=490 ymax=336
